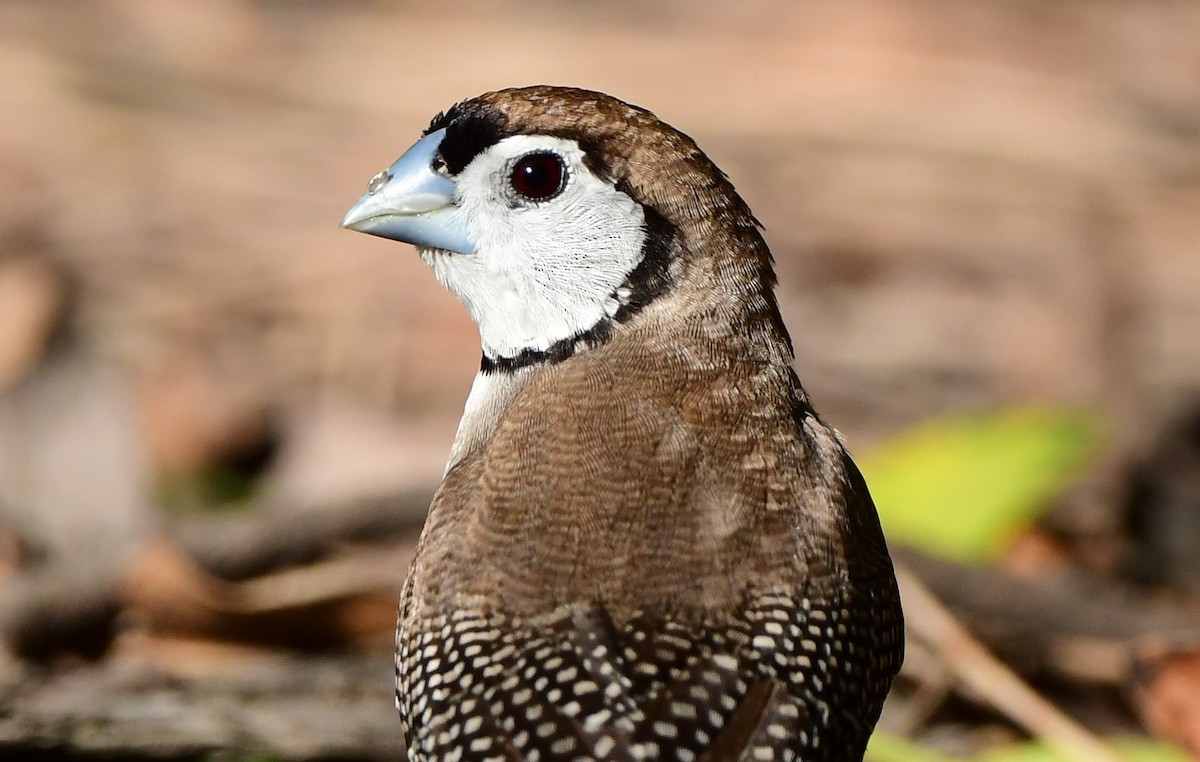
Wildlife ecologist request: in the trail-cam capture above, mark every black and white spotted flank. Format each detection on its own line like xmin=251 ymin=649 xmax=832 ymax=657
xmin=397 ymin=588 xmax=902 ymax=761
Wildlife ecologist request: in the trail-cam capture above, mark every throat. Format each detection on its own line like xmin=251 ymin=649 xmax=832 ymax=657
xmin=478 ymin=212 xmax=674 ymax=374
xmin=444 ymin=202 xmax=677 ymax=375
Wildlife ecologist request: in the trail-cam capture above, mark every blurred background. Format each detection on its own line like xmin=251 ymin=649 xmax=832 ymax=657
xmin=1 ymin=1 xmax=1198 ymax=760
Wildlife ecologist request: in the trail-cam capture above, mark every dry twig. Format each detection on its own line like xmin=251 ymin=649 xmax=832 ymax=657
xmin=897 ymin=560 xmax=1123 ymax=762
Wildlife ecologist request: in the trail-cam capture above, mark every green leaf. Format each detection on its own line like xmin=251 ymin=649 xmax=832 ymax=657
xmin=866 ymin=734 xmax=1189 ymax=762
xmin=866 ymin=731 xmax=959 ymax=762
xmin=977 ymin=738 xmax=1192 ymax=762
xmin=857 ymin=407 xmax=1103 ymax=563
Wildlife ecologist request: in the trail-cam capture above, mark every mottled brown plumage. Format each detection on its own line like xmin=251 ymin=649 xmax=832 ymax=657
xmin=345 ymin=86 xmax=903 ymax=761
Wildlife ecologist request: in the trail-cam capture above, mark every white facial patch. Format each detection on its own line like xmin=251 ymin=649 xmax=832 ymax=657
xmin=421 ymin=135 xmax=647 ymax=360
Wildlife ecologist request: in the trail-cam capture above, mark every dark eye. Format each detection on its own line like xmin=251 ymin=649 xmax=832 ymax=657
xmin=509 ymin=152 xmax=566 ymax=201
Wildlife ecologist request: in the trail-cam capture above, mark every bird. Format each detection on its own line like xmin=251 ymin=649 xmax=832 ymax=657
xmin=342 ymin=86 xmax=904 ymax=762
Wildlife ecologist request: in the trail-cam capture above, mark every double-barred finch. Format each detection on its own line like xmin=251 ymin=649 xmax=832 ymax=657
xmin=343 ymin=86 xmax=904 ymax=762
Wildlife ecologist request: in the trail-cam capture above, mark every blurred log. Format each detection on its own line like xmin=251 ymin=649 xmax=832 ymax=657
xmin=170 ymin=491 xmax=430 ymax=581
xmin=0 ymin=485 xmax=426 ymax=659
xmin=0 ymin=567 xmax=120 ymax=661
xmin=0 ymin=350 xmax=155 ymax=660
xmin=0 ymin=646 xmax=403 ymax=760
xmin=899 ymin=548 xmax=1200 ymax=684
xmin=121 ymin=539 xmax=410 ymax=650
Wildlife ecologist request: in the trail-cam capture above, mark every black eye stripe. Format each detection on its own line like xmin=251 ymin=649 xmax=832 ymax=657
xmin=433 ymin=108 xmax=507 ymax=175
xmin=424 ymin=94 xmax=617 ymax=187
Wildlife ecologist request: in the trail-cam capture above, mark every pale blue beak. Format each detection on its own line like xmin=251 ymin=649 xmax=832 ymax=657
xmin=341 ymin=128 xmax=475 ymax=254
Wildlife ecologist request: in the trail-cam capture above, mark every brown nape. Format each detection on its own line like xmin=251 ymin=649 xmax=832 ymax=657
xmin=385 ymin=85 xmax=903 ymax=762
xmin=440 ymin=86 xmax=794 ymax=356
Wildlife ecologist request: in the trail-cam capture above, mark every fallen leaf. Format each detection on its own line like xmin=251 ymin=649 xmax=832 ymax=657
xmin=860 ymin=408 xmax=1103 ymax=563
xmin=1135 ymin=644 xmax=1200 ymax=758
